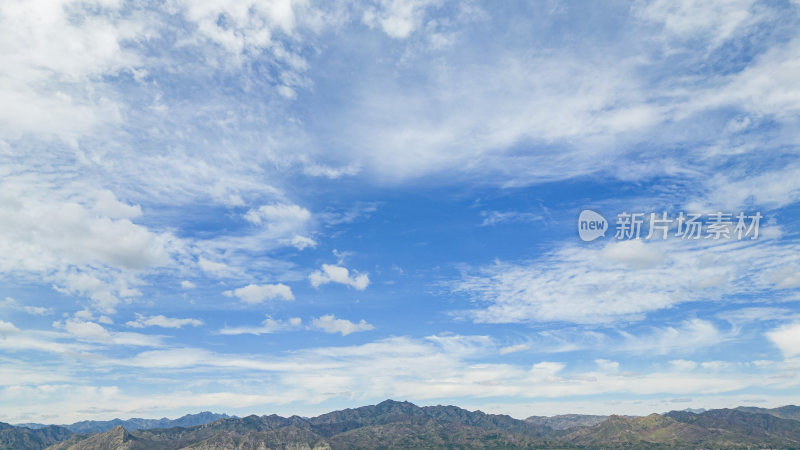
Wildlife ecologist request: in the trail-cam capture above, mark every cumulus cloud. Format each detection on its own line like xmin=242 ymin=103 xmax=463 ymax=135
xmin=362 ymin=0 xmax=442 ymax=39
xmin=766 ymin=323 xmax=800 ymax=358
xmin=93 ymin=190 xmax=142 ymax=219
xmin=0 ymin=182 xmax=174 ymax=312
xmin=197 ymin=257 xmax=232 ymax=277
xmin=0 ymin=320 xmax=20 ymax=338
xmin=0 ymin=189 xmax=168 ymax=270
xmin=309 ymin=264 xmax=370 ymax=290
xmin=125 ymin=314 xmax=203 ymax=329
xmin=310 ymin=315 xmax=374 ymax=336
xmin=223 ymin=283 xmax=294 ymax=304
xmin=290 ymin=235 xmax=317 ymax=250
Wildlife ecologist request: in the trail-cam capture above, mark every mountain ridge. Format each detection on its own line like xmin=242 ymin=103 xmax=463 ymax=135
xmin=14 ymin=412 xmax=231 ymax=434
xmin=2 ymin=400 xmax=800 ymax=449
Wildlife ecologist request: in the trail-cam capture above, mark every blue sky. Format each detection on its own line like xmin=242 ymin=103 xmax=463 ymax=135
xmin=2 ymin=0 xmax=800 ymax=423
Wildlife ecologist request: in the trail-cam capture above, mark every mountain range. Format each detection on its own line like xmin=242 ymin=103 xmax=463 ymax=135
xmin=16 ymin=413 xmax=231 ymax=435
xmin=2 ymin=400 xmax=800 ymax=449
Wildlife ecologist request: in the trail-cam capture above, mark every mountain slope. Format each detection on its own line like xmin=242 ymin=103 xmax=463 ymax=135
xmin=47 ymin=401 xmax=555 ymax=449
xmin=561 ymin=414 xmax=709 ymax=448
xmin=0 ymin=423 xmax=73 ymax=450
xmin=36 ymin=412 xmax=231 ymax=434
xmin=735 ymin=405 xmax=800 ymax=421
xmin=48 ymin=425 xmax=173 ymax=450
xmin=665 ymin=408 xmax=800 ymax=447
xmin=27 ymin=401 xmax=800 ymax=449
xmin=561 ymin=409 xmax=800 ymax=448
xmin=525 ymin=414 xmax=608 ymax=430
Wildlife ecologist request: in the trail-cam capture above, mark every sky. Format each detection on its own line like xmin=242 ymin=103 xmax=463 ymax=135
xmin=1 ymin=0 xmax=800 ymax=424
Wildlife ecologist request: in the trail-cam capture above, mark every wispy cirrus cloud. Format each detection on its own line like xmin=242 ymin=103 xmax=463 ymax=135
xmin=125 ymin=314 xmax=203 ymax=329
xmin=452 ymin=236 xmax=800 ymax=324
xmin=220 ymin=316 xmax=302 ymax=336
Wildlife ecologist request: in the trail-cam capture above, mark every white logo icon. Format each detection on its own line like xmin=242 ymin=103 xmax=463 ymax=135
xmin=578 ymin=210 xmax=607 ymax=242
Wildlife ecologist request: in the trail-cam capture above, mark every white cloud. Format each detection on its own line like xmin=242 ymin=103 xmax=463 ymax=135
xmin=669 ymin=359 xmax=698 ymax=371
xmin=220 ymin=316 xmax=302 ymax=335
xmin=701 ymin=38 xmax=800 ymax=119
xmin=619 ymin=319 xmax=733 ymax=355
xmin=771 ymin=265 xmax=800 ymax=289
xmin=302 ymin=162 xmax=361 ymax=179
xmin=480 ymin=211 xmax=542 ymax=227
xmin=290 ymin=235 xmax=317 ymax=250
xmin=4 ymin=330 xmax=798 ymax=423
xmin=635 ymin=0 xmax=758 ymax=46
xmin=310 ymin=315 xmax=374 ymax=336
xmin=0 ymin=320 xmax=20 ymax=338
xmin=63 ymin=319 xmax=113 ymax=342
xmin=190 ymin=204 xmax=316 ymax=273
xmin=718 ymin=307 xmax=796 ymax=324
xmin=453 ymin=236 xmax=800 ymax=324
xmin=0 ymin=181 xmax=175 ymax=312
xmin=223 ymin=283 xmax=294 ymax=304
xmin=93 ymin=190 xmax=142 ymax=219
xmin=97 ymin=315 xmax=114 ymax=325
xmin=688 ymin=164 xmax=800 ymax=211
xmin=333 ymin=53 xmax=663 ymax=184
xmin=767 ymin=323 xmax=800 ymax=358
xmin=595 ymin=359 xmax=620 ymax=373
xmin=22 ymin=306 xmax=51 ymax=315
xmin=424 ymin=334 xmax=494 ymax=357
xmin=55 ymin=319 xmax=163 ymax=347
xmin=0 ymin=297 xmax=52 ymax=316
xmin=197 ymin=257 xmax=232 ymax=277
xmin=3 ymin=0 xmax=800 ymax=424
xmin=499 ymin=343 xmax=530 ymax=355
xmin=175 ymin=0 xmax=305 ymax=56
xmin=0 ymin=0 xmax=141 ymax=141
xmin=362 ymin=0 xmax=441 ymax=39
xmin=701 ymin=361 xmax=732 ymax=370
xmin=601 ymin=239 xmax=664 ymax=269
xmin=309 ymin=264 xmax=370 ymax=290
xmin=125 ymin=314 xmax=203 ymax=329
xmin=0 ymin=329 xmax=98 ymax=356
xmin=244 ymin=203 xmax=311 ymax=227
